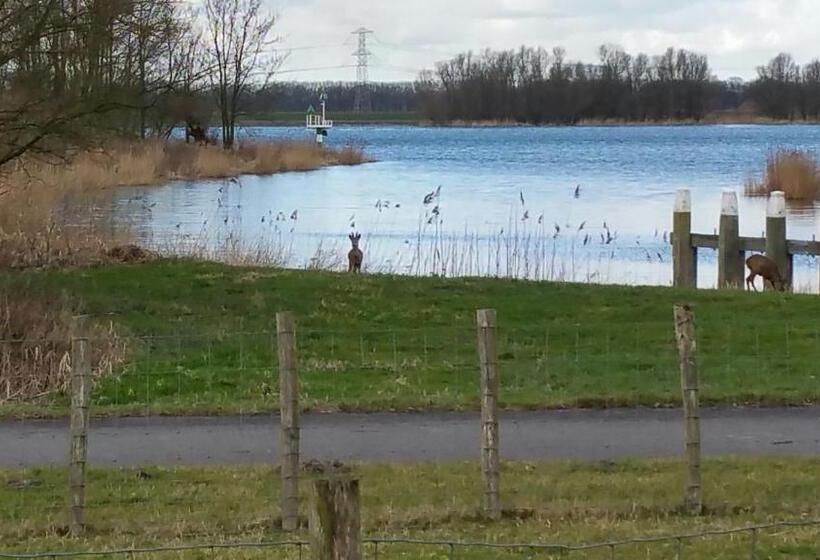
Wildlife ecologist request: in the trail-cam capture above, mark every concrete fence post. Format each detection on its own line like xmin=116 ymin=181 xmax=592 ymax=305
xmin=673 ymin=304 xmax=702 ymax=515
xmin=476 ymin=309 xmax=501 ymax=520
xmin=718 ymin=191 xmax=743 ymax=289
xmin=672 ymin=189 xmax=697 ymax=288
xmin=276 ymin=311 xmax=300 ymax=531
xmin=766 ymin=192 xmax=791 ymax=291
xmin=69 ymin=315 xmax=91 ymax=536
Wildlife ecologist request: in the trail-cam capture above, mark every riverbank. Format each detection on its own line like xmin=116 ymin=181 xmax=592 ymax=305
xmin=2 ymin=260 xmax=819 ymax=418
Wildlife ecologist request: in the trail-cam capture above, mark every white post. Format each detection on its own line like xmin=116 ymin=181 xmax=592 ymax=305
xmin=766 ymin=192 xmax=789 ymax=290
xmin=718 ymin=190 xmax=742 ymax=289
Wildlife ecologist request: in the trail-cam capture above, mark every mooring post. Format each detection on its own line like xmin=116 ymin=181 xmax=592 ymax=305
xmin=718 ymin=191 xmax=743 ymax=289
xmin=309 ymin=470 xmax=361 ymax=560
xmin=476 ymin=309 xmax=501 ymax=520
xmin=69 ymin=315 xmax=91 ymax=537
xmin=673 ymin=304 xmax=702 ymax=515
xmin=276 ymin=311 xmax=300 ymax=531
xmin=766 ymin=192 xmax=791 ymax=291
xmin=673 ymin=189 xmax=697 ymax=288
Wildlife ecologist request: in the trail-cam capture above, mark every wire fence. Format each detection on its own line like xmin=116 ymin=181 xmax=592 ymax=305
xmin=4 ymin=315 xmax=820 ymax=412
xmin=4 ymin=312 xmax=820 ymax=555
xmin=3 ymin=519 xmax=820 ymax=559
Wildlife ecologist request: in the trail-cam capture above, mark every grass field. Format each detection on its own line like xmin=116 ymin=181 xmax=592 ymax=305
xmin=3 ymin=260 xmax=820 ymax=417
xmin=4 ymin=458 xmax=820 ymax=558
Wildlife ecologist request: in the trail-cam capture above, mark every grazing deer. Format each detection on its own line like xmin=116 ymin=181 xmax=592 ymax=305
xmin=746 ymin=254 xmax=784 ymax=292
xmin=348 ymin=233 xmax=363 ymax=273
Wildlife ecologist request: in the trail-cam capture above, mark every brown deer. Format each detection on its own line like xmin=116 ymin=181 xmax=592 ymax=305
xmin=746 ymin=254 xmax=784 ymax=292
xmin=184 ymin=119 xmax=210 ymax=145
xmin=348 ymin=233 xmax=363 ymax=273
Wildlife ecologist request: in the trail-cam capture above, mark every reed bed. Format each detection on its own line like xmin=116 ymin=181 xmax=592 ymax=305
xmin=745 ymin=148 xmax=820 ymax=200
xmin=0 ymin=293 xmax=126 ymax=403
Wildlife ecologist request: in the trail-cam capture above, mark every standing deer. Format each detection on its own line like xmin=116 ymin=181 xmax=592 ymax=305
xmin=348 ymin=233 xmax=363 ymax=273
xmin=746 ymin=254 xmax=784 ymax=292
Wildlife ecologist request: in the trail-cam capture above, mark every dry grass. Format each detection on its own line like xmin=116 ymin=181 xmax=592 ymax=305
xmin=745 ymin=148 xmax=820 ymax=200
xmin=0 ymin=293 xmax=126 ymax=403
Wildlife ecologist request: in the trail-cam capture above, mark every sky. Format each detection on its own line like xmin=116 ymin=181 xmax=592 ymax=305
xmin=271 ymin=0 xmax=820 ymax=83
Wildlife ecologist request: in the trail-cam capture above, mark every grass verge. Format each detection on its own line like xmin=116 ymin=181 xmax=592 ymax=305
xmin=2 ymin=260 xmax=820 ymax=416
xmin=3 ymin=458 xmax=820 ymax=557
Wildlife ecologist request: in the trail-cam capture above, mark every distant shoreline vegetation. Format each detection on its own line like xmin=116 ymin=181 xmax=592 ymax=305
xmin=237 ymin=111 xmax=820 ymax=127
xmin=249 ymin=48 xmax=820 ymax=126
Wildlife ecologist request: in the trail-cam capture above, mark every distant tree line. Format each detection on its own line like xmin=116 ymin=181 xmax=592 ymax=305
xmin=414 ymin=46 xmax=820 ymax=124
xmin=247 ymin=82 xmax=420 ymax=114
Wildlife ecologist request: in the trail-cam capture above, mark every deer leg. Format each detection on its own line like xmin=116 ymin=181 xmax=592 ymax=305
xmin=746 ymin=272 xmax=757 ymax=292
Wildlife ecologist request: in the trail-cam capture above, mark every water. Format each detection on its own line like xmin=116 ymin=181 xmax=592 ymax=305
xmin=104 ymin=124 xmax=820 ymax=289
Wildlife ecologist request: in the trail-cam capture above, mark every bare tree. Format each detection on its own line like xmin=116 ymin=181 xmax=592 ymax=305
xmin=202 ymin=0 xmax=278 ymax=149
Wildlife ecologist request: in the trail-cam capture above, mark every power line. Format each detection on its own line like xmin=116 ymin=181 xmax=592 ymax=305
xmin=276 ymin=64 xmax=356 ymax=75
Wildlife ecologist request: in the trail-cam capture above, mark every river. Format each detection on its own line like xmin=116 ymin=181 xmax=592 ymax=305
xmin=103 ymin=124 xmax=820 ymax=290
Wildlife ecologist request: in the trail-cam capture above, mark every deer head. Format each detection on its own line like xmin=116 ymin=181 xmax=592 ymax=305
xmin=349 ymin=232 xmax=361 ymax=249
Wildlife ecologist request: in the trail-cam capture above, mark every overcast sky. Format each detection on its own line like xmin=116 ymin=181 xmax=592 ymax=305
xmin=271 ymin=0 xmax=820 ymax=83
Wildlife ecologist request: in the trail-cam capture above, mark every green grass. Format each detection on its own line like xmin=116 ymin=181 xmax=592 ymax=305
xmin=4 ymin=458 xmax=820 ymax=557
xmin=3 ymin=260 xmax=820 ymax=417
xmin=240 ymin=111 xmax=422 ymax=124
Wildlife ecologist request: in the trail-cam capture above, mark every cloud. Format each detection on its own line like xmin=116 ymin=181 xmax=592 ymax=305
xmin=270 ymin=0 xmax=820 ymax=82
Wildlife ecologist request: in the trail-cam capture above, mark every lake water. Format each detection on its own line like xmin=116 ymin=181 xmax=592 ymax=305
xmin=105 ymin=124 xmax=820 ymax=290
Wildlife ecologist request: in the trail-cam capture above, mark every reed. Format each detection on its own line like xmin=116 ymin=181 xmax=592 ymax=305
xmin=745 ymin=148 xmax=820 ymax=200
xmin=0 ymin=293 xmax=126 ymax=403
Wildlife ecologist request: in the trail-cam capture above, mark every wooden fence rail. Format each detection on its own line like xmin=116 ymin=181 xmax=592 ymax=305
xmin=672 ymin=189 xmax=820 ymax=291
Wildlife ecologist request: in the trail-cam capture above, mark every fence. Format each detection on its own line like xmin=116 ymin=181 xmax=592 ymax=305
xmin=4 ymin=306 xmax=820 ymax=556
xmin=672 ymin=189 xmax=820 ymax=290
xmin=4 ymin=519 xmax=820 ymax=559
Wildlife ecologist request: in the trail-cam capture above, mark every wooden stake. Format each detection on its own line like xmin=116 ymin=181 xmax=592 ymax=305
xmin=277 ymin=311 xmax=300 ymax=531
xmin=69 ymin=315 xmax=91 ymax=536
xmin=718 ymin=191 xmax=743 ymax=289
xmin=766 ymin=192 xmax=791 ymax=291
xmin=673 ymin=304 xmax=702 ymax=515
xmin=477 ymin=309 xmax=501 ymax=520
xmin=672 ymin=189 xmax=697 ymax=288
xmin=309 ymin=474 xmax=361 ymax=560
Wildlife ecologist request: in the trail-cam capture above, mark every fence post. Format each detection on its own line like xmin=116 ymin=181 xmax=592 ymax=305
xmin=69 ymin=315 xmax=91 ymax=537
xmin=309 ymin=471 xmax=361 ymax=560
xmin=766 ymin=192 xmax=791 ymax=291
xmin=476 ymin=309 xmax=501 ymax=520
xmin=673 ymin=189 xmax=697 ymax=288
xmin=718 ymin=191 xmax=743 ymax=289
xmin=276 ymin=311 xmax=300 ymax=531
xmin=673 ymin=304 xmax=702 ymax=515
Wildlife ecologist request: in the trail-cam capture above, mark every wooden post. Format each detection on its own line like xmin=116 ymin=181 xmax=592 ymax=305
xmin=766 ymin=192 xmax=791 ymax=291
xmin=673 ymin=189 xmax=697 ymax=288
xmin=69 ymin=315 xmax=91 ymax=536
xmin=476 ymin=309 xmax=500 ymax=520
xmin=309 ymin=474 xmax=361 ymax=560
xmin=276 ymin=311 xmax=300 ymax=532
xmin=718 ymin=191 xmax=743 ymax=289
xmin=673 ymin=304 xmax=702 ymax=515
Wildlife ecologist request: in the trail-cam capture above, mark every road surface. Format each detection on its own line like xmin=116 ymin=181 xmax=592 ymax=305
xmin=2 ymin=408 xmax=819 ymax=468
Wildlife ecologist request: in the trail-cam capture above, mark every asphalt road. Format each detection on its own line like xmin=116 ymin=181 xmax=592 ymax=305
xmin=3 ymin=408 xmax=819 ymax=468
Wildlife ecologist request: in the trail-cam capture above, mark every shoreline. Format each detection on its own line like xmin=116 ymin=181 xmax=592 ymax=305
xmin=239 ymin=118 xmax=820 ymax=128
